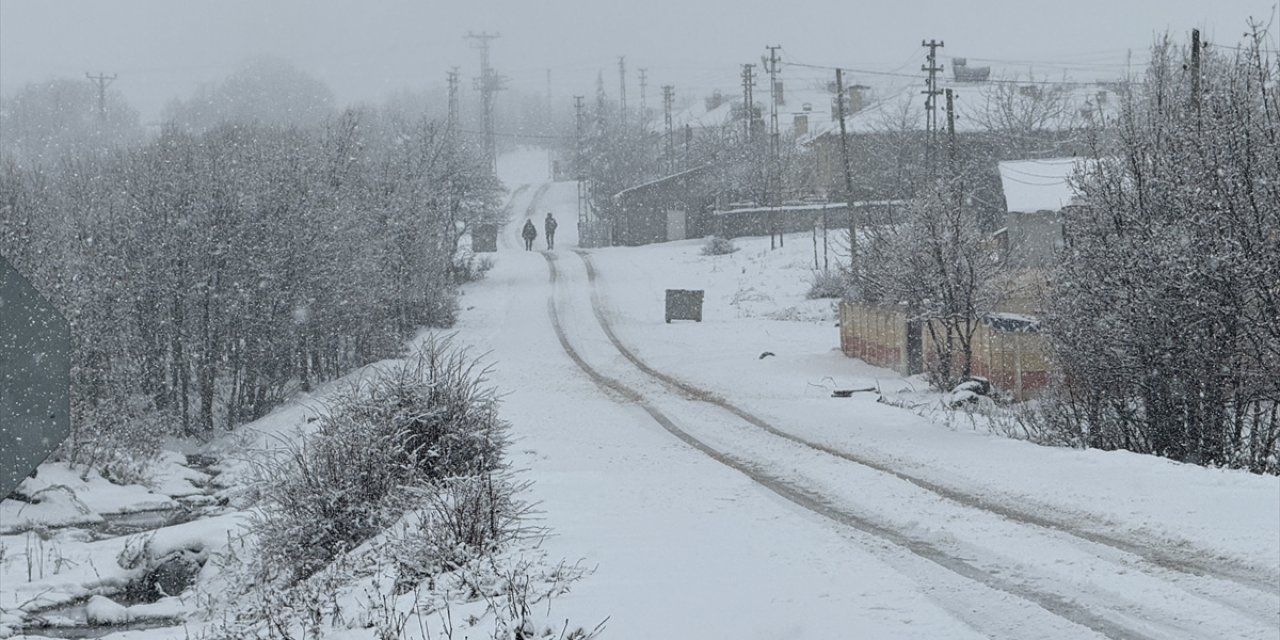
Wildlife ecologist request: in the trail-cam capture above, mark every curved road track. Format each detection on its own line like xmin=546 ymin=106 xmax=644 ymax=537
xmin=536 ymin=247 xmax=1280 ymax=640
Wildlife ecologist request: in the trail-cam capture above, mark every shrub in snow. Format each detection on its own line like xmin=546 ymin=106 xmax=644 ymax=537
xmin=388 ymin=474 xmax=535 ymax=590
xmin=452 ymin=254 xmax=495 ymax=284
xmin=952 ymin=377 xmax=991 ymax=397
xmin=66 ymin=394 xmax=172 ymax=486
xmin=701 ymin=235 xmax=738 ymax=256
xmin=1043 ymin=33 xmax=1280 ymax=473
xmin=984 ymin=388 xmax=1087 ymax=448
xmin=252 ymin=336 xmax=509 ymax=584
xmin=806 ymin=269 xmax=846 ymax=299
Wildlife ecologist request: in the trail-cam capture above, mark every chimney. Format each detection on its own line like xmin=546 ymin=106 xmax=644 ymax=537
xmin=848 ymin=85 xmax=868 ymax=113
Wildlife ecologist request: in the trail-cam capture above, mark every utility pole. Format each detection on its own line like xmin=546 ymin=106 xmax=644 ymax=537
xmin=662 ymin=84 xmax=675 ymax=174
xmin=444 ymin=67 xmax=463 ymax=258
xmin=765 ymin=45 xmax=783 ymax=249
xmin=766 ymin=45 xmax=782 ymax=147
xmin=741 ymin=63 xmax=756 ymax=142
xmin=617 ymin=56 xmax=627 ymax=128
xmin=546 ymin=68 xmax=553 ymax=116
xmin=573 ymin=96 xmax=586 ymax=174
xmin=85 ymin=72 xmax=117 ymax=120
xmin=684 ymin=124 xmax=692 ymax=170
xmin=574 ymin=95 xmax=590 ymax=245
xmin=944 ymin=87 xmax=963 ymax=226
xmin=835 ymin=68 xmax=856 ymax=273
xmin=466 ymin=31 xmax=505 ymax=173
xmin=638 ymin=68 xmax=648 ymax=126
xmin=446 ymin=67 xmax=462 ymax=241
xmin=921 ymin=39 xmax=945 ymax=175
xmin=945 ymin=88 xmax=957 ymax=172
xmin=1190 ymin=28 xmax=1202 ymax=124
xmin=446 ymin=67 xmax=460 ymax=135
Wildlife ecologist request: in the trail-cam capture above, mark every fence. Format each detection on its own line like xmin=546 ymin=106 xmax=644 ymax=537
xmin=839 ymin=302 xmax=1051 ymax=400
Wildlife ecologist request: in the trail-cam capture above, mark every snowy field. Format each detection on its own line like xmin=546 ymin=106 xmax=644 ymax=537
xmin=1 ymin=147 xmax=1276 ymax=639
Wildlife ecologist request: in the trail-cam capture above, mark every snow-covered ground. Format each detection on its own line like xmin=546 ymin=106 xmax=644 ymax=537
xmin=460 ymin=148 xmax=1280 ymax=639
xmin=2 ymin=147 xmax=1277 ymax=639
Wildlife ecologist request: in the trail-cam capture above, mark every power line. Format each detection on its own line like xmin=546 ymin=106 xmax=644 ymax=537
xmin=1202 ymin=42 xmax=1280 ymax=54
xmin=784 ymin=57 xmax=1141 ymax=85
xmin=452 ymin=128 xmax=573 ymax=141
xmin=784 ymin=59 xmax=922 ymax=79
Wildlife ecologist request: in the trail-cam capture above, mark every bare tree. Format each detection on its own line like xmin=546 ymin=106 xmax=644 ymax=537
xmin=1045 ymin=29 xmax=1280 ymax=472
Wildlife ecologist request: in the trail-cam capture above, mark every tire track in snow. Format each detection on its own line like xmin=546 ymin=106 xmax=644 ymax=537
xmin=541 ymin=251 xmax=1174 ymax=640
xmin=568 ymin=247 xmax=1280 ymax=637
xmin=524 ymin=183 xmax=551 ymax=219
xmin=573 ymin=249 xmax=1279 ymax=599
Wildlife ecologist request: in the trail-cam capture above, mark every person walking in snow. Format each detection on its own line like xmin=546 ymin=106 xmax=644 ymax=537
xmin=544 ymin=212 xmax=558 ymax=250
xmin=521 ymin=219 xmax=537 ymax=251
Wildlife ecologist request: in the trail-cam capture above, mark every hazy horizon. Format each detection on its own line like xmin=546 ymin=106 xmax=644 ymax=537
xmin=2 ymin=0 xmax=1274 ymax=123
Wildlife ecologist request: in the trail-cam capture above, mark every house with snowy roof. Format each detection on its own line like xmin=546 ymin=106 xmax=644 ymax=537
xmin=801 ymin=77 xmax=1114 ymax=229
xmin=995 ymin=157 xmax=1088 ymax=268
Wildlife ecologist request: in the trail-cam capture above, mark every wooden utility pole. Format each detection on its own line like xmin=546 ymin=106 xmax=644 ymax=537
xmin=945 ymin=87 xmax=962 ymax=214
xmin=835 ymin=68 xmax=856 ymax=273
xmin=85 ymin=72 xmax=117 ymax=120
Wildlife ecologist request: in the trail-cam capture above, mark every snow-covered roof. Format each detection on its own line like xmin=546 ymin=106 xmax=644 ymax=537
xmin=800 ymin=79 xmax=1119 ymax=143
xmin=998 ymin=158 xmax=1086 ymax=213
xmin=661 ymin=80 xmax=848 ymax=139
xmin=711 ymin=199 xmax=904 ymax=216
xmin=612 ymin=165 xmax=711 ymax=200
xmin=662 ymin=74 xmax=1119 ymax=149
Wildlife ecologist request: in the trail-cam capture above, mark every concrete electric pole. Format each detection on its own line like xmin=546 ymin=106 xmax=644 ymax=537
xmin=921 ymin=39 xmax=945 ymax=175
xmin=85 ymin=72 xmax=117 ymax=120
xmin=466 ymin=31 xmax=505 ymax=173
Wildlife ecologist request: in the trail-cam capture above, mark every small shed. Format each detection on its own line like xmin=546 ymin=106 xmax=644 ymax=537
xmin=611 ymin=166 xmax=714 ymax=246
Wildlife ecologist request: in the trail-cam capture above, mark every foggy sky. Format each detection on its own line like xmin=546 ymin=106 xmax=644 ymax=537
xmin=1 ymin=0 xmax=1273 ymax=122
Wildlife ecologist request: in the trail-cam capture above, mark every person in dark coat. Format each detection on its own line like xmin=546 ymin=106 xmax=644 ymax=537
xmin=521 ymin=219 xmax=537 ymax=251
xmin=544 ymin=213 xmax=558 ymax=250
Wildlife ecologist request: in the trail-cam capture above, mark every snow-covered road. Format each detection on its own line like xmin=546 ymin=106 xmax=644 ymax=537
xmin=449 ymin=149 xmax=1280 ymax=638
